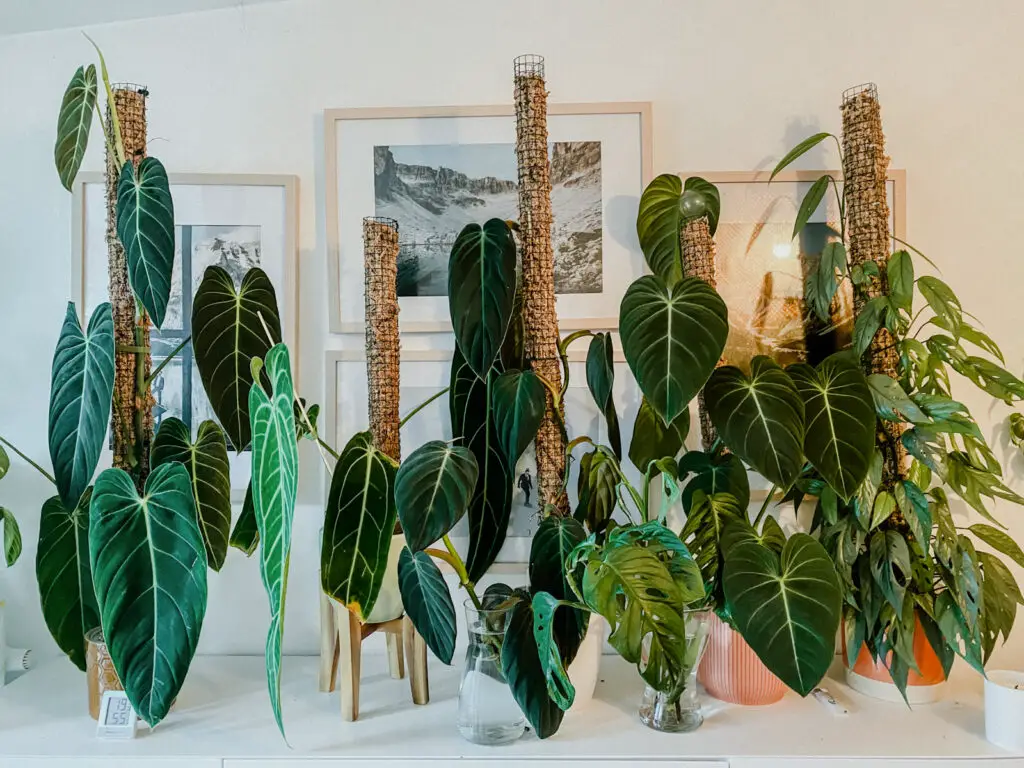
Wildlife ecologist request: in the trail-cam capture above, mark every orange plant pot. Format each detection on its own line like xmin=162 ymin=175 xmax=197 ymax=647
xmin=698 ymin=612 xmax=787 ymax=705
xmin=842 ymin=614 xmax=947 ymax=703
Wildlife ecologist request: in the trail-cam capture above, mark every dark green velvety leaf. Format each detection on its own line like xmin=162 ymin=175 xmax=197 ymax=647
xmin=115 ymin=157 xmax=175 ymax=327
xmin=679 ymin=451 xmax=750 ymax=511
xmin=620 ymin=275 xmax=728 ymax=426
xmin=788 ymin=352 xmax=876 ymax=501
xmin=36 ymin=490 xmax=98 ymax=670
xmin=54 ymin=65 xmax=97 ymax=191
xmin=887 ymin=250 xmax=914 ymax=311
xmin=704 ymin=356 xmax=805 ymax=488
xmin=853 ymin=296 xmax=887 ymax=357
xmin=869 ymin=529 xmax=910 ymax=614
xmin=395 ymin=440 xmax=478 ymax=552
xmin=48 ymin=302 xmax=114 ymax=511
xmin=490 ymin=369 xmax=546 ymax=467
xmin=636 ymin=174 xmax=721 ymax=283
xmin=586 ymin=333 xmax=621 ymax=459
xmin=629 ymin=396 xmax=689 ymax=473
xmin=193 ymin=266 xmax=282 ymax=452
xmin=771 ymin=132 xmax=833 ymax=180
xmin=502 ymin=599 xmax=566 ymax=738
xmin=448 ymin=219 xmax=517 ymax=379
xmin=397 ymin=547 xmax=456 ymax=664
xmin=792 ymin=175 xmax=830 ymax=240
xmin=322 ymin=430 xmax=398 ymax=620
xmin=2 ymin=508 xmax=21 ymax=567
xmin=89 ymin=464 xmax=207 ymax=726
xmin=867 ymin=374 xmax=930 ymax=423
xmin=229 ymin=482 xmax=259 ymax=556
xmin=575 ymin=448 xmax=617 ymax=534
xmin=151 ymin=418 xmax=232 ymax=571
xmin=723 ymin=533 xmax=841 ymax=696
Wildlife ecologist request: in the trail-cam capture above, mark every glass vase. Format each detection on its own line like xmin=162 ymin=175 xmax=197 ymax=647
xmin=86 ymin=628 xmax=123 ymax=720
xmin=456 ymin=600 xmax=526 ymax=745
xmin=638 ymin=608 xmax=712 ymax=733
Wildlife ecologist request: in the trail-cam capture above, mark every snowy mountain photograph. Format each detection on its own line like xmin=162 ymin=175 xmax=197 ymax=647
xmin=374 ymin=141 xmax=603 ymax=297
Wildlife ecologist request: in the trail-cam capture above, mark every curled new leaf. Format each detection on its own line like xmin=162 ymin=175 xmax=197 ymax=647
xmin=586 ymin=333 xmax=621 ymax=459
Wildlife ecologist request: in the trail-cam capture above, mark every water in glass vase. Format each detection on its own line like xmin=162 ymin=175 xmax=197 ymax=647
xmin=457 ymin=601 xmax=526 ymax=745
xmin=638 ymin=608 xmax=712 ymax=733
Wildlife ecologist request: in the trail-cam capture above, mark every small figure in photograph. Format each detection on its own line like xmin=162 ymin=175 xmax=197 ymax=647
xmin=517 ymin=467 xmax=533 ymax=508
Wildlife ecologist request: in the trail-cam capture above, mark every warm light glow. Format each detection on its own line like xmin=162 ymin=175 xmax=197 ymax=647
xmin=772 ymin=242 xmax=794 ymax=260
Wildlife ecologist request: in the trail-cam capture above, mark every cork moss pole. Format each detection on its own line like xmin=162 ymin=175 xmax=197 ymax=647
xmin=513 ymin=54 xmax=568 ymax=515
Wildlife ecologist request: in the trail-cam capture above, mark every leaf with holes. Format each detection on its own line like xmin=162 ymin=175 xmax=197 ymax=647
xmin=152 ymin=418 xmax=232 ymax=571
xmin=502 ymin=598 xmax=567 ymax=738
xmin=2 ymin=508 xmax=21 ymax=567
xmin=970 ymin=523 xmax=1024 ymax=569
xmin=918 ymin=276 xmax=962 ymax=334
xmin=193 ymin=266 xmax=282 ymax=452
xmin=870 ymin=529 xmax=910 ymax=614
xmin=530 ymin=517 xmax=588 ymax=664
xmin=54 ymin=65 xmax=97 ymax=191
xmin=723 ymin=533 xmax=841 ymax=696
xmin=586 ymin=333 xmax=621 ymax=459
xmin=89 ymin=464 xmax=207 ymax=726
xmin=530 ymin=591 xmax=578 ymax=711
xmin=620 ymin=275 xmax=728 ymax=426
xmin=679 ymin=451 xmax=750 ymax=511
xmin=395 ymin=440 xmax=477 ymax=553
xmin=629 ymin=396 xmax=689 ymax=473
xmin=787 ymin=353 xmax=876 ymax=501
xmin=398 ymin=547 xmax=457 ymax=664
xmin=490 ymin=369 xmax=546 ymax=468
xmin=636 ymin=175 xmax=721 ymax=284
xmin=867 ymin=374 xmax=929 ymax=423
xmin=704 ymin=356 xmax=805 ymax=488
xmin=48 ymin=302 xmax=114 ymax=511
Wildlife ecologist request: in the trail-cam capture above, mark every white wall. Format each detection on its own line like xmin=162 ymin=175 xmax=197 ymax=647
xmin=2 ymin=0 xmax=1023 ymax=667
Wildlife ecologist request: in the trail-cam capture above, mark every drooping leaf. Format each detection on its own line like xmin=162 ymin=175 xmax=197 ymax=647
xmin=636 ymin=174 xmax=721 ymax=283
xmin=490 ymin=369 xmax=546 ymax=467
xmin=1 ymin=508 xmax=21 ymax=567
xmin=248 ymin=344 xmax=299 ymax=740
xmin=54 ymin=65 xmax=97 ymax=191
xmin=151 ymin=418 xmax=232 ymax=571
xmin=530 ymin=591 xmax=578 ymax=711
xmin=193 ymin=266 xmax=282 ymax=452
xmin=723 ymin=533 xmax=841 ymax=696
xmin=629 ymin=396 xmax=689 ymax=473
xmin=575 ymin=448 xmax=617 ymax=534
xmin=867 ymin=374 xmax=929 ymax=423
xmin=115 ymin=157 xmax=175 ymax=328
xmin=853 ymin=296 xmax=887 ymax=357
xmin=321 ymin=431 xmax=398 ymax=620
xmin=36 ymin=491 xmax=98 ymax=670
xmin=48 ymin=302 xmax=114 ymax=511
xmin=448 ymin=219 xmax=517 ymax=379
xmin=918 ymin=276 xmax=962 ymax=334
xmin=620 ymin=275 xmax=728 ymax=426
xmin=0 ymin=445 xmax=8 ymax=480
xmin=586 ymin=333 xmax=621 ymax=459
xmin=970 ymin=523 xmax=1024 ymax=569
xmin=530 ymin=517 xmax=588 ymax=664
xmin=394 ymin=440 xmax=477 ymax=552
xmin=887 ymin=250 xmax=914 ymax=311
xmin=704 ymin=356 xmax=806 ymax=488
xmin=89 ymin=464 xmax=207 ymax=727
xmin=792 ymin=175 xmax=830 ymax=240
xmin=679 ymin=451 xmax=750 ymax=511
xmin=770 ymin=133 xmax=834 ymax=180
xmin=788 ymin=352 xmax=876 ymax=501
xmin=896 ymin=480 xmax=931 ymax=553
xmin=869 ymin=529 xmax=910 ymax=614
xmin=807 ymin=241 xmax=846 ymax=323
xmin=229 ymin=482 xmax=259 ymax=556
xmin=397 ymin=547 xmax=456 ymax=665
xmin=502 ymin=599 xmax=567 ymax=738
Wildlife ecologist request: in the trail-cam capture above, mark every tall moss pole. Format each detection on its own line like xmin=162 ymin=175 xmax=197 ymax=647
xmin=106 ymin=84 xmax=153 ymax=491
xmin=513 ymin=54 xmax=568 ymax=515
xmin=682 ymin=217 xmax=721 ymax=451
xmin=841 ymin=84 xmax=907 ymax=497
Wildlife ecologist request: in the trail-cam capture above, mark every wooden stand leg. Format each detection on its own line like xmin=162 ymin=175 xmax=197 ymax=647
xmin=336 ymin=604 xmax=361 ymax=721
xmin=403 ymin=616 xmax=429 ymax=705
xmin=387 ymin=632 xmax=405 ymax=680
xmin=319 ymin=592 xmax=340 ymax=693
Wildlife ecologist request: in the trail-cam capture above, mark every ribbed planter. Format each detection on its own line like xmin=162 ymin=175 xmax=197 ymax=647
xmin=698 ymin=612 xmax=786 ymax=705
xmin=843 ymin=614 xmax=947 ymax=704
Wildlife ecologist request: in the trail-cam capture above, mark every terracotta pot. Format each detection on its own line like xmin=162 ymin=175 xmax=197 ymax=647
xmin=842 ymin=614 xmax=947 ymax=703
xmin=698 ymin=612 xmax=786 ymax=705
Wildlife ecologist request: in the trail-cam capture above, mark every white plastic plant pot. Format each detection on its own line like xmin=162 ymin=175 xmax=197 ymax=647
xmin=365 ymin=533 xmax=406 ymax=624
xmin=985 ymin=670 xmax=1024 ymax=751
xmin=567 ymin=613 xmax=606 ymax=710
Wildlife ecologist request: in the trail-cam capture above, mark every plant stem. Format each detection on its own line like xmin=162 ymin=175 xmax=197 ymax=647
xmin=84 ymin=33 xmax=125 ymax=167
xmin=442 ymin=534 xmax=482 ymax=610
xmin=399 ymin=387 xmax=449 ymax=429
xmin=316 ymin=437 xmax=341 ymax=461
xmin=132 ymin=318 xmax=148 ymax=474
xmin=753 ymin=484 xmax=779 ymax=527
xmin=0 ymin=435 xmax=56 ymax=485
xmin=557 ymin=330 xmax=593 ymax=398
xmin=143 ymin=335 xmax=191 ymax=389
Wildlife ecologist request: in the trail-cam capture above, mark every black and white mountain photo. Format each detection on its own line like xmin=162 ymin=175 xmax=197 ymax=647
xmin=374 ymin=141 xmax=603 ymax=297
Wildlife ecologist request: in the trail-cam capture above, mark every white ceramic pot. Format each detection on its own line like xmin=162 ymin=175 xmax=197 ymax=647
xmin=365 ymin=533 xmax=406 ymax=623
xmin=567 ymin=614 xmax=606 ymax=710
xmin=985 ymin=670 xmax=1024 ymax=751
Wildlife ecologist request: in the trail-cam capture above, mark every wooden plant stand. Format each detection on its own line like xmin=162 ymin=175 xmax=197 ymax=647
xmin=318 ymin=593 xmax=429 ymax=721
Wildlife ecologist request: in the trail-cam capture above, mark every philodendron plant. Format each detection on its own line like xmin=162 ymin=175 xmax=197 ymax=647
xmin=775 ymin=131 xmax=1024 ymax=695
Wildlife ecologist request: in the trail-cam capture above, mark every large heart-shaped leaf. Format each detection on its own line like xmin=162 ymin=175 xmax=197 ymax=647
xmin=193 ymin=266 xmax=282 ymax=452
xmin=723 ymin=533 xmax=841 ymax=696
xmin=448 ymin=219 xmax=517 ymax=379
xmin=152 ymin=418 xmax=232 ymax=571
xmin=620 ymin=275 xmax=728 ymax=427
xmin=395 ymin=440 xmax=477 ymax=552
xmin=586 ymin=333 xmax=621 ymax=459
xmin=36 ymin=491 xmax=98 ymax=670
xmin=54 ymin=65 xmax=97 ymax=191
xmin=629 ymin=396 xmax=690 ymax=473
xmin=704 ymin=356 xmax=806 ymax=489
xmin=679 ymin=451 xmax=750 ymax=511
xmin=787 ymin=353 xmax=876 ymax=502
xmin=636 ymin=174 xmax=721 ymax=283
xmin=502 ymin=598 xmax=567 ymax=738
xmin=48 ymin=302 xmax=114 ymax=511
xmin=490 ymin=369 xmax=546 ymax=467
xmin=229 ymin=482 xmax=258 ymax=556
xmin=89 ymin=464 xmax=208 ymax=726
xmin=115 ymin=157 xmax=175 ymax=328
xmin=248 ymin=344 xmax=298 ymax=739
xmin=450 ymin=350 xmax=512 ymax=582
xmin=397 ymin=547 xmax=456 ymax=664
xmin=321 ymin=431 xmax=398 ymax=620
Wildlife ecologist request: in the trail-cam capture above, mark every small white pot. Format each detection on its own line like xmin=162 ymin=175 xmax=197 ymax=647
xmin=567 ymin=614 xmax=606 ymax=710
xmin=985 ymin=670 xmax=1024 ymax=752
xmin=365 ymin=533 xmax=406 ymax=623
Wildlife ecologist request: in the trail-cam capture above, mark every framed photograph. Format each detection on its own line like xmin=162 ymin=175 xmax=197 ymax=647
xmin=71 ymin=173 xmax=299 ymax=494
xmin=685 ymin=169 xmax=906 ymax=368
xmin=325 ymin=103 xmax=652 ymax=333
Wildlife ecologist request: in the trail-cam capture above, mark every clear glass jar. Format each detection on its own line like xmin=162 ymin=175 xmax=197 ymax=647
xmin=86 ymin=627 xmax=123 ymax=720
xmin=638 ymin=608 xmax=712 ymax=733
xmin=456 ymin=600 xmax=526 ymax=745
